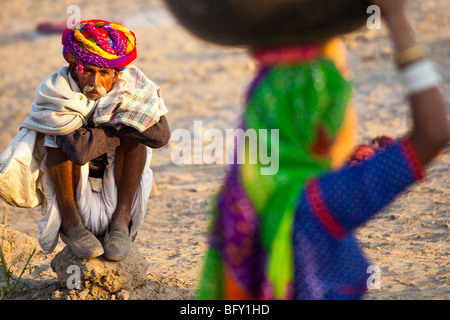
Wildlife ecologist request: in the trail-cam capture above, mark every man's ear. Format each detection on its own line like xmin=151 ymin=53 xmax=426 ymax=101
xmin=113 ymin=69 xmax=120 ymax=82
xmin=68 ymin=63 xmax=78 ymax=80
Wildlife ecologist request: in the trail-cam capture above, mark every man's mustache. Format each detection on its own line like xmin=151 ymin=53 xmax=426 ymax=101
xmin=83 ymin=84 xmax=107 ymax=98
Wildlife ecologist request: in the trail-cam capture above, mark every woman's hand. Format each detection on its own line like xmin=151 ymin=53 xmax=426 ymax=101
xmin=371 ymin=0 xmax=407 ymax=21
xmin=372 ymin=0 xmax=449 ymax=165
xmin=372 ymin=0 xmax=414 ymax=52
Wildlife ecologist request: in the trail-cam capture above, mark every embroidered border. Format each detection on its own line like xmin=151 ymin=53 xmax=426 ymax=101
xmin=305 ymin=179 xmax=347 ymax=239
xmin=399 ymin=138 xmax=425 ymax=181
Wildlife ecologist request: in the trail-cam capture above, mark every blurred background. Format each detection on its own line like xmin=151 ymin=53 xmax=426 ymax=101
xmin=0 ymin=0 xmax=448 ymax=300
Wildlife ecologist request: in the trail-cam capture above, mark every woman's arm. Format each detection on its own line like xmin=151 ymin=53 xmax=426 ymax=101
xmin=373 ymin=0 xmax=450 ymax=164
xmin=297 ymin=1 xmax=449 ymax=237
xmin=302 ymin=139 xmax=424 ymax=238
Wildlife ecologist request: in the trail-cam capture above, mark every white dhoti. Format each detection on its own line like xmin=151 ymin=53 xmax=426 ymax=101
xmin=37 ymin=136 xmax=153 ymax=254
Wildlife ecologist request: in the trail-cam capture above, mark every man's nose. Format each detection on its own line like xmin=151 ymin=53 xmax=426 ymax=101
xmin=90 ymin=72 xmax=102 ymax=87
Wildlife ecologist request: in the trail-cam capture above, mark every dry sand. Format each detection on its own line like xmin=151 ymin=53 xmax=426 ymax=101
xmin=0 ymin=0 xmax=448 ymax=300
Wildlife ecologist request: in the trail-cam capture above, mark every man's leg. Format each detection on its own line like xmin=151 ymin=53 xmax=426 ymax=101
xmin=46 ymin=147 xmax=104 ymax=258
xmin=46 ymin=147 xmax=83 ymax=237
xmin=103 ymin=136 xmax=147 ymax=260
xmin=110 ymin=136 xmax=147 ymax=233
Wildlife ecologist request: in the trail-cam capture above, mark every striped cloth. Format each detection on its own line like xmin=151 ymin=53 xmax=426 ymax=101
xmin=93 ymin=65 xmax=168 ymax=132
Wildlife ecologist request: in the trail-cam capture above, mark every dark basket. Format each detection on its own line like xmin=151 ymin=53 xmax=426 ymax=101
xmin=164 ymin=0 xmax=371 ymax=47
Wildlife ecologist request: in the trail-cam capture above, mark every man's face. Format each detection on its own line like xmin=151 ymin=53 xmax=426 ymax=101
xmin=70 ymin=63 xmax=119 ymax=101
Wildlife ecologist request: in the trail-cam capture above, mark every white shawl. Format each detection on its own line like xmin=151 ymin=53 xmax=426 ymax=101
xmin=21 ymin=65 xmax=167 ymax=135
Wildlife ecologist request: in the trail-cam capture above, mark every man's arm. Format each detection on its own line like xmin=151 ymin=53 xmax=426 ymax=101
xmin=55 ymin=126 xmax=120 ymax=166
xmin=117 ymin=115 xmax=171 ymax=148
xmin=55 ymin=115 xmax=171 ymax=165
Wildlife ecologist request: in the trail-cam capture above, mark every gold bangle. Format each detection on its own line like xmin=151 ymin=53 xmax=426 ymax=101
xmin=395 ymin=44 xmax=426 ymax=66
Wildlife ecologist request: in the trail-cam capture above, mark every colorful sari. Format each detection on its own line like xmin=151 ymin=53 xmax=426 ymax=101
xmin=198 ymin=39 xmax=357 ymax=299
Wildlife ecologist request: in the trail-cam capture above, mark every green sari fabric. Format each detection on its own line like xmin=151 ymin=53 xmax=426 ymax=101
xmin=198 ymin=58 xmax=352 ymax=299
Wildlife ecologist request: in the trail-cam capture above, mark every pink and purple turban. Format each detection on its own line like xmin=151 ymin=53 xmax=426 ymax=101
xmin=62 ymin=19 xmax=137 ymax=73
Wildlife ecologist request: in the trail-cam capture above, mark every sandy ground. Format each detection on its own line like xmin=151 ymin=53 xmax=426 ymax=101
xmin=0 ymin=0 xmax=448 ymax=300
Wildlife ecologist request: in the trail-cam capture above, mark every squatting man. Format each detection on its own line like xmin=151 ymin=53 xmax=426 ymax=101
xmin=21 ymin=20 xmax=170 ymax=261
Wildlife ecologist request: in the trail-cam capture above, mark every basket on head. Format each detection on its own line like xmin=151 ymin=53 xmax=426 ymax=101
xmin=164 ymin=0 xmax=371 ymax=47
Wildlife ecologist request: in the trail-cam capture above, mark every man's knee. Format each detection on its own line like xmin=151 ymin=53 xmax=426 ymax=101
xmin=114 ymin=137 xmax=147 ymax=185
xmin=46 ymin=147 xmax=80 ymax=194
xmin=117 ymin=136 xmax=147 ymax=161
xmin=47 ymin=147 xmax=68 ymax=166
xmin=119 ymin=135 xmax=145 ymax=150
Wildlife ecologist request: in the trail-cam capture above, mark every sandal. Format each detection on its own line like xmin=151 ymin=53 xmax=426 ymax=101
xmin=60 ymin=228 xmax=104 ymax=259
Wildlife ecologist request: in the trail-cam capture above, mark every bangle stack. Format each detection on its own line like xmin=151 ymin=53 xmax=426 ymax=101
xmin=396 ymin=44 xmax=441 ymax=96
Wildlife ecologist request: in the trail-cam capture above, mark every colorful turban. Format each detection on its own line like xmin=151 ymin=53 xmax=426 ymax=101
xmin=62 ymin=20 xmax=137 ymax=74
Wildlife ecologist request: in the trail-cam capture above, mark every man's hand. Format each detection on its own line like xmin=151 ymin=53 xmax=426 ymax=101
xmin=88 ymin=112 xmax=95 ymax=125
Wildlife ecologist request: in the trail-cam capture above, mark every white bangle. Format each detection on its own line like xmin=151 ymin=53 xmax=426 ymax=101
xmin=399 ymin=59 xmax=442 ymax=95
